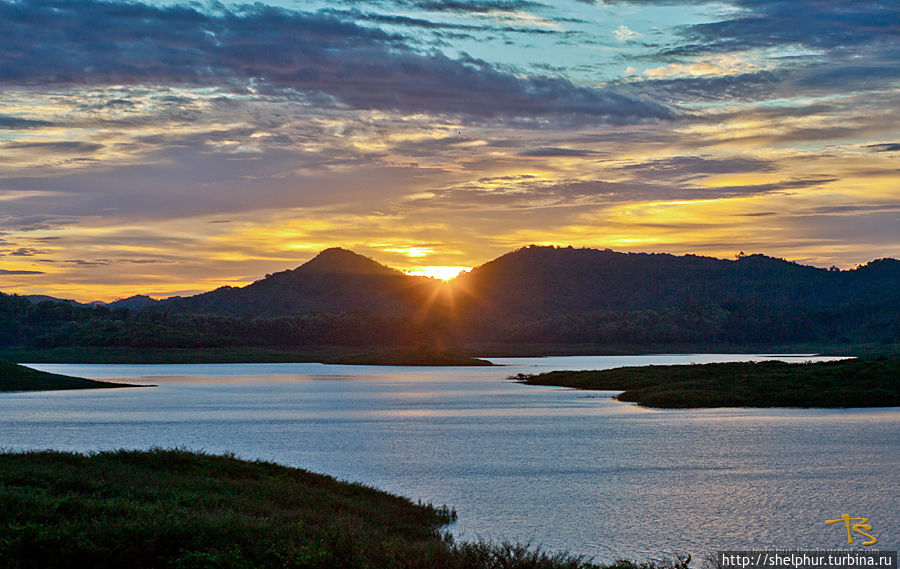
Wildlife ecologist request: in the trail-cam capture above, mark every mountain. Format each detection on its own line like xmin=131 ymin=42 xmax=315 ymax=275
xmin=450 ymin=246 xmax=900 ymax=344
xmin=160 ymin=247 xmax=442 ymax=318
xmin=3 ymin=245 xmax=898 ymax=350
xmin=453 ymin=246 xmax=899 ymax=316
xmin=106 ymin=295 xmax=159 ymax=310
xmin=149 ymin=245 xmax=900 ymax=346
xmin=23 ymin=295 xmax=93 ymax=306
xmin=294 ymin=247 xmax=402 ymax=276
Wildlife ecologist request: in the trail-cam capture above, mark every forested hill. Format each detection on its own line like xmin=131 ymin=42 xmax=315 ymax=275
xmin=453 ymin=246 xmax=900 ymax=316
xmin=451 ymin=246 xmax=900 ymax=345
xmin=160 ymin=247 xmax=443 ymax=318
xmin=1 ymin=246 xmax=898 ymax=350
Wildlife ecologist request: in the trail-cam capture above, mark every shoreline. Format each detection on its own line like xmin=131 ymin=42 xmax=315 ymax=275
xmin=513 ymin=356 xmax=900 ymax=408
xmin=0 ymin=448 xmax=663 ymax=569
xmin=0 ymin=360 xmax=138 ymax=392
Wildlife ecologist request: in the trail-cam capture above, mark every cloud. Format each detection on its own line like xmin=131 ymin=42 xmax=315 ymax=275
xmin=0 ymin=0 xmax=674 ymax=124
xmin=403 ymin=168 xmax=828 ymax=214
xmin=519 ymin=147 xmax=600 ymax=157
xmin=395 ymin=0 xmax=547 ymax=13
xmin=866 ymin=143 xmax=900 ymax=153
xmin=598 ymin=0 xmax=900 ymax=55
xmin=4 ymin=141 xmax=105 ymax=153
xmin=629 ymin=69 xmax=782 ymax=100
xmin=0 ymin=269 xmax=44 ymax=275
xmin=642 ymin=52 xmax=769 ymax=79
xmin=0 ymin=116 xmax=55 ymax=129
xmin=613 ymin=25 xmax=642 ymax=42
xmin=801 ymin=203 xmax=900 ymax=216
xmin=671 ymin=1 xmax=900 ymax=55
xmin=608 ymin=1 xmax=900 ymax=104
xmin=615 ymin=156 xmax=775 ymax=181
xmin=321 ymin=8 xmax=562 ymax=35
xmin=6 ymin=247 xmax=42 ymax=256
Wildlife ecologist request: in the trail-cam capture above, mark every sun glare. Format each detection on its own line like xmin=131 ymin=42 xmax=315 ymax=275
xmin=405 ymin=266 xmax=470 ymax=281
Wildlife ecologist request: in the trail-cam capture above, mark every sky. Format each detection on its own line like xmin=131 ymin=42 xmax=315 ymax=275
xmin=0 ymin=0 xmax=898 ymax=301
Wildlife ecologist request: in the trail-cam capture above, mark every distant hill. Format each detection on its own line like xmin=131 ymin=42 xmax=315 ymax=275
xmin=149 ymin=245 xmax=900 ymax=346
xmin=160 ymin=248 xmax=443 ymax=318
xmin=450 ymin=246 xmax=900 ymax=344
xmin=23 ymin=295 xmax=92 ymax=306
xmin=107 ymin=295 xmax=159 ymax=310
xmin=453 ymin=246 xmax=900 ymax=316
xmin=2 ymin=245 xmax=898 ymax=350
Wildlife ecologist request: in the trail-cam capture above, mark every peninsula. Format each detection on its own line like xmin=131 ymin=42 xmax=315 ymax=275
xmin=514 ymin=357 xmax=900 ymax=408
xmin=0 ymin=361 xmax=133 ymax=392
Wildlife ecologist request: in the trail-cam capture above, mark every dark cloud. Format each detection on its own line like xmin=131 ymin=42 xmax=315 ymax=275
xmin=406 ymin=169 xmax=828 ymax=212
xmin=0 ymin=269 xmax=44 ymax=275
xmin=519 ymin=147 xmax=600 ymax=157
xmin=38 ymin=259 xmax=112 ymax=267
xmin=706 ymin=102 xmax=838 ymax=122
xmin=0 ymin=215 xmax=74 ymax=232
xmin=628 ymin=71 xmax=783 ymax=104
xmin=0 ymin=142 xmax=452 ymax=222
xmin=0 ymin=0 xmax=673 ymax=124
xmin=389 ymin=136 xmax=484 ymax=157
xmin=801 ymin=203 xmax=900 ymax=216
xmin=687 ymin=176 xmax=838 ymax=196
xmin=789 ymin=57 xmax=900 ymax=94
xmin=6 ymin=247 xmax=42 ymax=256
xmin=4 ymin=141 xmax=104 ymax=153
xmin=607 ymin=1 xmax=900 ymax=104
xmin=597 ymin=0 xmax=899 ymax=56
xmin=669 ymin=1 xmax=900 ymax=56
xmin=63 ymin=259 xmax=111 ymax=266
xmin=322 ymin=8 xmax=561 ymax=35
xmin=616 ymin=155 xmax=775 ymax=181
xmin=396 ymin=0 xmax=547 ymax=13
xmin=865 ymin=143 xmax=900 ymax=153
xmin=0 ymin=115 xmax=55 ymax=129
xmin=119 ymin=258 xmax=168 ymax=264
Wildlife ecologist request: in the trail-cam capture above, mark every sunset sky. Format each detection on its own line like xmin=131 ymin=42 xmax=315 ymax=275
xmin=1 ymin=0 xmax=898 ymax=301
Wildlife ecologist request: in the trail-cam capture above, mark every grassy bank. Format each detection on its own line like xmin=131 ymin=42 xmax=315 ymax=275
xmin=0 ymin=346 xmax=492 ymax=366
xmin=514 ymin=356 xmax=900 ymax=408
xmin=0 ymin=361 xmax=134 ymax=392
xmin=0 ymin=449 xmax=662 ymax=569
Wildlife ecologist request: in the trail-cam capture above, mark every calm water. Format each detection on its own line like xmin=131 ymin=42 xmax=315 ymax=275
xmin=2 ymin=355 xmax=897 ymax=562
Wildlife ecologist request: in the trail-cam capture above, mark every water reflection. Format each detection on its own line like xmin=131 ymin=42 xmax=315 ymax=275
xmin=2 ymin=355 xmax=896 ymax=561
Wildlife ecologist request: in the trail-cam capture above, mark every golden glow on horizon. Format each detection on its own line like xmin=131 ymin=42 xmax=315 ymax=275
xmin=386 ymin=247 xmax=434 ymax=257
xmin=405 ymin=266 xmax=470 ymax=281
xmin=1 ymin=83 xmax=897 ymax=304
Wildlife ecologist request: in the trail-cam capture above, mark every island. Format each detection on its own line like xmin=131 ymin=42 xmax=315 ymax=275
xmin=513 ymin=356 xmax=900 ymax=408
xmin=0 ymin=449 xmax=671 ymax=569
xmin=0 ymin=360 xmax=135 ymax=392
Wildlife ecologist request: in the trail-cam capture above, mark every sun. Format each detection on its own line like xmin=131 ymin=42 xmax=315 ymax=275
xmin=405 ymin=266 xmax=470 ymax=281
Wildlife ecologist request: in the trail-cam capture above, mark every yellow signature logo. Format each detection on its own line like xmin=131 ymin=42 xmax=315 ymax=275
xmin=825 ymin=514 xmax=877 ymax=546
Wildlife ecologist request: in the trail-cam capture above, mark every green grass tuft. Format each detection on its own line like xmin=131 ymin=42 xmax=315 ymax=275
xmin=0 ymin=449 xmax=665 ymax=569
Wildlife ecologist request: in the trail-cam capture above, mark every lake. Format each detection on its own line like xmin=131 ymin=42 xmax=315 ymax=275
xmin=2 ymin=355 xmax=897 ymax=562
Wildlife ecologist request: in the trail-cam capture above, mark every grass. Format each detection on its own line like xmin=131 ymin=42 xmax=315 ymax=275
xmin=0 ymin=360 xmax=133 ymax=392
xmin=0 ymin=346 xmax=492 ymax=366
xmin=0 ymin=449 xmax=679 ymax=569
xmin=513 ymin=356 xmax=900 ymax=408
